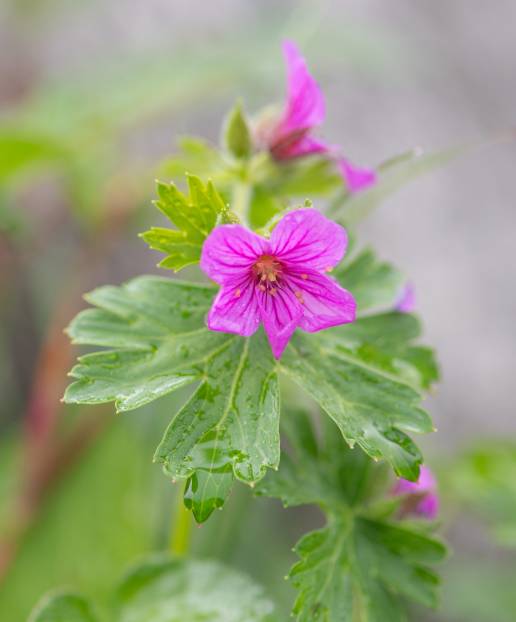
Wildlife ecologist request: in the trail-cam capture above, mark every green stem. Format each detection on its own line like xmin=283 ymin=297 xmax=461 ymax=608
xmin=170 ymin=486 xmax=193 ymax=556
xmin=231 ymin=179 xmax=252 ymax=225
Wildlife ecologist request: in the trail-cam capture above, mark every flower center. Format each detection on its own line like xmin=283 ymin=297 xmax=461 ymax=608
xmin=252 ymin=255 xmax=283 ymax=294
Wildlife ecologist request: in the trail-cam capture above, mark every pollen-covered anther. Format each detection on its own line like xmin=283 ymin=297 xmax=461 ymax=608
xmin=295 ymin=291 xmax=304 ymax=304
xmin=234 ymin=288 xmax=241 ymax=298
xmin=301 ymin=273 xmax=308 ymax=280
xmin=253 ymin=254 xmax=283 ymax=287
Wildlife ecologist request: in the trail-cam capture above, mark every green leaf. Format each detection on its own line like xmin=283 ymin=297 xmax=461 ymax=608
xmin=115 ymin=555 xmax=275 ymax=622
xmin=140 ymin=175 xmax=232 ymax=271
xmin=154 ymin=332 xmax=280 ymax=485
xmin=29 ymin=556 xmax=275 ymax=622
xmin=258 ymin=411 xmax=446 ymax=621
xmin=223 ymin=101 xmax=252 ymax=159
xmin=290 ymin=517 xmax=444 ymax=622
xmin=64 ymin=276 xmax=279 ymax=518
xmin=64 ymin=276 xmax=436 ymax=519
xmin=0 ymin=130 xmax=66 ymax=184
xmin=279 ymin=313 xmax=438 ymax=480
xmin=275 ymin=155 xmax=342 ymax=197
xmin=335 ymin=247 xmax=404 ymax=313
xmin=28 ymin=592 xmax=98 ymax=622
xmin=184 ymin=468 xmax=234 ymax=523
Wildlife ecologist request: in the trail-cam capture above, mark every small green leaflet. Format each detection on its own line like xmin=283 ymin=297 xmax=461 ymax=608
xmin=140 ymin=175 xmax=234 ymax=271
xmin=28 ymin=557 xmax=275 ymax=622
xmin=28 ymin=592 xmax=98 ymax=622
xmin=257 ymin=411 xmax=446 ymax=621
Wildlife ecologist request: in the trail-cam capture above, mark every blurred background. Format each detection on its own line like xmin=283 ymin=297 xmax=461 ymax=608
xmin=1 ymin=1 xmax=515 ymax=620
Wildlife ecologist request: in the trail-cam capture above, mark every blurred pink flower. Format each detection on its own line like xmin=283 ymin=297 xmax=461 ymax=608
xmin=267 ymin=40 xmax=376 ymax=193
xmin=200 ymin=208 xmax=356 ymax=359
xmin=392 ymin=465 xmax=439 ymax=519
xmin=396 ymin=282 xmax=416 ymax=313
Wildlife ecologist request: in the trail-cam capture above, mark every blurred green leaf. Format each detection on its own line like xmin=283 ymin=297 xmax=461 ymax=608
xmin=159 ymin=137 xmax=225 ymax=181
xmin=334 ymin=146 xmax=461 ymax=226
xmin=223 ymin=101 xmax=252 ymax=159
xmin=0 ymin=131 xmax=66 ymax=184
xmin=335 ymin=247 xmax=404 ymax=313
xmin=116 ymin=555 xmax=275 ymax=622
xmin=0 ymin=420 xmax=167 ymax=622
xmin=140 ymin=176 xmax=233 ymax=271
xmin=258 ymin=412 xmax=446 ymax=621
xmin=270 ymin=156 xmax=342 ymax=198
xmin=28 ymin=592 xmax=98 ymax=622
xmin=248 ymin=185 xmax=284 ymax=230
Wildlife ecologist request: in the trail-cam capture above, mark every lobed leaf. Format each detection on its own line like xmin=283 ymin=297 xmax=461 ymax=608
xmin=279 ymin=312 xmax=438 ymax=480
xmin=258 ymin=411 xmax=446 ymax=621
xmin=140 ymin=175 xmax=233 ymax=271
xmin=64 ymin=275 xmax=436 ymax=518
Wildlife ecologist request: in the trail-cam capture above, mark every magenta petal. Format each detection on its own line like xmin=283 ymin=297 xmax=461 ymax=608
xmin=271 ymin=208 xmax=348 ymax=272
xmin=416 ymin=492 xmax=439 ymax=519
xmin=338 ymin=158 xmax=376 ymax=193
xmin=256 ymin=286 xmax=303 ymax=359
xmin=207 ymin=280 xmax=260 ymax=337
xmin=200 ymin=224 xmax=270 ymax=285
xmin=396 ymin=282 xmax=416 ymax=313
xmin=287 ymin=269 xmax=356 ymax=332
xmin=277 ymin=135 xmax=329 ymax=159
xmin=280 ymin=40 xmax=325 ymax=135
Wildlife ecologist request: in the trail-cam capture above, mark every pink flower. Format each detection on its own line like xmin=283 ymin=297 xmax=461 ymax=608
xmin=200 ymin=208 xmax=356 ymax=359
xmin=392 ymin=465 xmax=439 ymax=520
xmin=396 ymin=282 xmax=416 ymax=313
xmin=266 ymin=40 xmax=376 ymax=193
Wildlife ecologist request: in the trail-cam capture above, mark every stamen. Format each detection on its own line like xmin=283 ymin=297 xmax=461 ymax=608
xmin=301 ymin=273 xmax=308 ymax=280
xmin=295 ymin=291 xmax=304 ymax=304
xmin=234 ymin=288 xmax=241 ymax=298
xmin=252 ymin=254 xmax=283 ymax=296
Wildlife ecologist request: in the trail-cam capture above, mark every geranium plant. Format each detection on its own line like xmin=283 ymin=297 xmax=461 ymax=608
xmin=29 ymin=41 xmax=454 ymax=622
